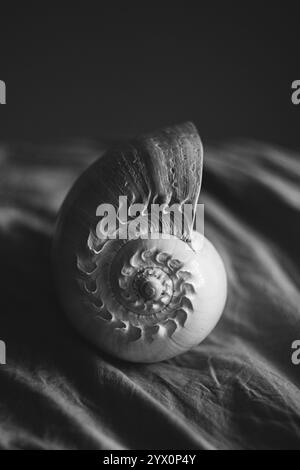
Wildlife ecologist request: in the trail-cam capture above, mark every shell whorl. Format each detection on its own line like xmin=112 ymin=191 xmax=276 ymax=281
xmin=53 ymin=122 xmax=227 ymax=362
xmin=77 ymin=235 xmax=202 ymax=346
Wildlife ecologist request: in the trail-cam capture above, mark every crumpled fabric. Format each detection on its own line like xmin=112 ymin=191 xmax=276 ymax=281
xmin=0 ymin=139 xmax=299 ymax=450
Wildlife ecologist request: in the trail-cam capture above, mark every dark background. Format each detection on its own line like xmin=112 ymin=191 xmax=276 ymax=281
xmin=0 ymin=3 xmax=299 ymax=148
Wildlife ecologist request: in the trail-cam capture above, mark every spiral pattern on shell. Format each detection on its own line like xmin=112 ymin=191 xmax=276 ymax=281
xmin=77 ymin=232 xmax=203 ymax=346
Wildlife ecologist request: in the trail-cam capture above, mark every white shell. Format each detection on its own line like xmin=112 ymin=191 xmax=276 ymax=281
xmin=52 ymin=123 xmax=227 ymax=362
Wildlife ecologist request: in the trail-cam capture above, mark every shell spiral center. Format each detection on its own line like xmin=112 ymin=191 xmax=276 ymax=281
xmin=117 ymin=264 xmax=173 ymax=315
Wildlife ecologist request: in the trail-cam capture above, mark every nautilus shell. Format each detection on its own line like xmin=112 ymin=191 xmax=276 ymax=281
xmin=52 ymin=122 xmax=227 ymax=362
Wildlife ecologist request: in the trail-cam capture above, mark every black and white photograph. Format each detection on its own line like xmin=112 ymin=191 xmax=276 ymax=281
xmin=0 ymin=3 xmax=299 ymax=453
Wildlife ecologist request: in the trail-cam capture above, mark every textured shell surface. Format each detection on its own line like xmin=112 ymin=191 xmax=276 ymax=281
xmin=52 ymin=122 xmax=227 ymax=362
